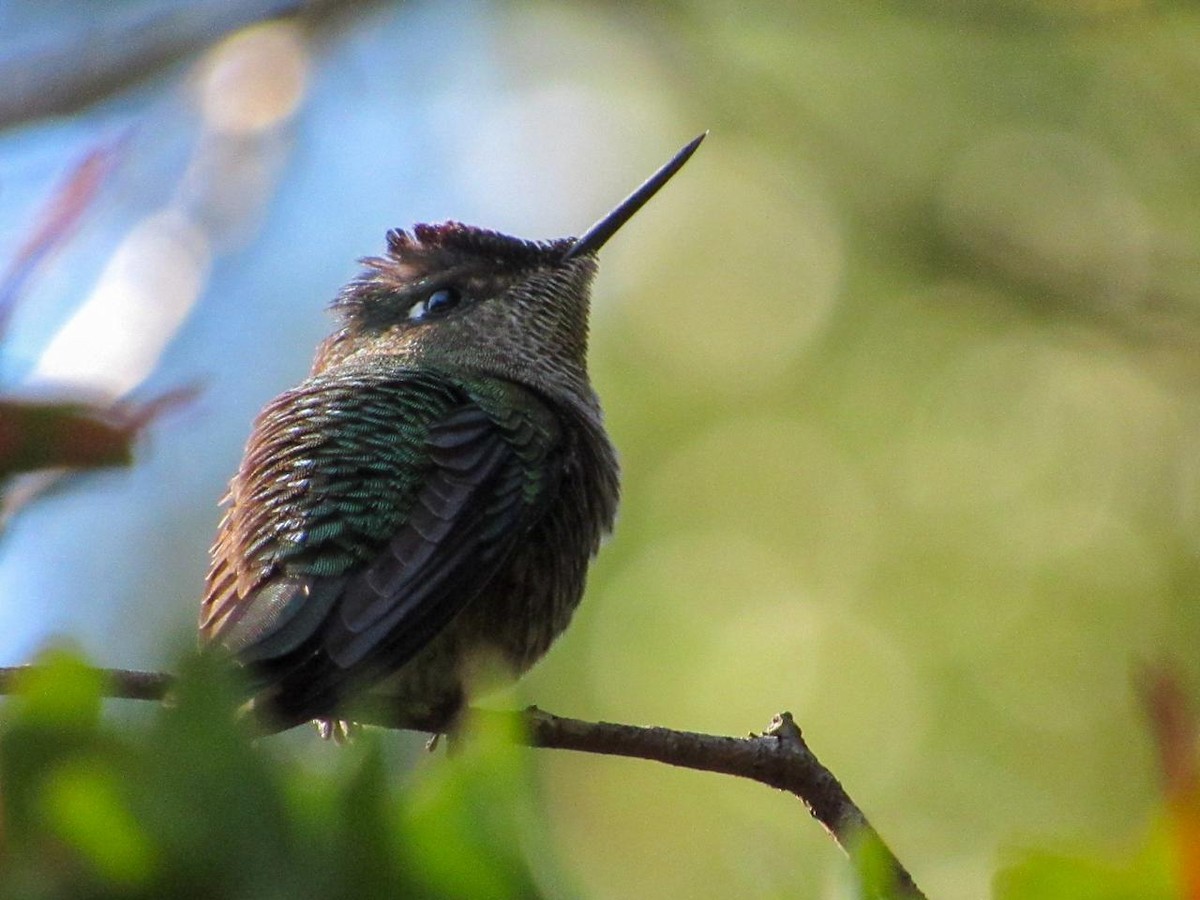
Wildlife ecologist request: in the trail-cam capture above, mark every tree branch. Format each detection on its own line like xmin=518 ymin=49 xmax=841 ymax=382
xmin=0 ymin=665 xmax=925 ymax=899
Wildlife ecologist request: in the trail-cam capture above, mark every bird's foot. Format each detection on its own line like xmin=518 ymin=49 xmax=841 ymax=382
xmin=315 ymin=718 xmax=360 ymax=744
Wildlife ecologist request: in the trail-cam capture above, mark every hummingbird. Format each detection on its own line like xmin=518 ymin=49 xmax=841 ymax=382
xmin=199 ymin=134 xmax=705 ymax=735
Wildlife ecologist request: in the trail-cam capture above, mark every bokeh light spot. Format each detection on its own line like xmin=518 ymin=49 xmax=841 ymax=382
xmin=589 ymin=531 xmax=809 ymax=727
xmin=199 ymin=22 xmax=309 ymax=134
xmin=642 ymin=416 xmax=878 ymax=599
xmin=900 ymin=332 xmax=1180 ymax=522
xmin=32 ymin=211 xmax=211 ymax=397
xmin=608 ymin=138 xmax=843 ymax=391
xmin=971 ymin=511 xmax=1168 ymax=736
xmin=589 ymin=529 xmax=924 ymax=792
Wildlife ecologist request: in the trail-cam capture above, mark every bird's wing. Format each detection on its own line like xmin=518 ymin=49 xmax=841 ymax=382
xmin=199 ymin=369 xmax=560 ymax=717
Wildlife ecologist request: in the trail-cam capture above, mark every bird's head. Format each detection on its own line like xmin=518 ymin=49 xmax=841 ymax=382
xmin=314 ymin=133 xmax=707 ymax=398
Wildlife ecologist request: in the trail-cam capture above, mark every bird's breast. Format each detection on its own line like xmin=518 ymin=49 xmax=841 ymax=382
xmin=441 ymin=400 xmax=618 ymax=679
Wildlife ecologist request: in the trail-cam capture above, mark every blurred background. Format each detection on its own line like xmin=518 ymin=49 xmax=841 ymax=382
xmin=1 ymin=0 xmax=1198 ymax=896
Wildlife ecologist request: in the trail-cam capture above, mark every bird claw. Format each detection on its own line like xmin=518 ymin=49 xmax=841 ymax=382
xmin=315 ymin=718 xmax=359 ymax=743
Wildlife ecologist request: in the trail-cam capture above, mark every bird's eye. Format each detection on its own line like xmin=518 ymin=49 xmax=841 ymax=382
xmin=408 ymin=286 xmax=462 ymax=322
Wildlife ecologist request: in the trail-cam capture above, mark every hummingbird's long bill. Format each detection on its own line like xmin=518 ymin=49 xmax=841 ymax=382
xmin=564 ymin=132 xmax=707 ymax=260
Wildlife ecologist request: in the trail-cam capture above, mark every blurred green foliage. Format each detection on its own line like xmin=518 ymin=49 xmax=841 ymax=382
xmin=0 ymin=653 xmax=1191 ymax=899
xmin=997 ymin=832 xmax=1180 ymax=900
xmin=0 ymin=649 xmax=557 ymax=899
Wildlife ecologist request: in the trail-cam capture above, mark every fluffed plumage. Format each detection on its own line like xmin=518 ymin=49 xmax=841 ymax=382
xmin=200 ymin=134 xmax=704 ymax=734
xmin=200 ymin=224 xmax=618 ymax=732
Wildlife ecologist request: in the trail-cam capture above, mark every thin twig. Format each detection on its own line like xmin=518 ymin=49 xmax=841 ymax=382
xmin=0 ymin=664 xmax=172 ymax=701
xmin=0 ymin=665 xmax=925 ymax=899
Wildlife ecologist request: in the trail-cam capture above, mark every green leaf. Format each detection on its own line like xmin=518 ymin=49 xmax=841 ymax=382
xmin=40 ymin=759 xmax=158 ymax=888
xmin=0 ymin=647 xmax=108 ymax=838
xmin=401 ymin=708 xmax=553 ymax=899
xmin=129 ymin=652 xmax=306 ymax=900
xmin=996 ymin=819 xmax=1180 ymax=900
xmin=324 ymin=735 xmax=416 ymax=896
xmin=0 ymin=651 xmax=566 ymax=899
xmin=5 ymin=646 xmax=105 ymax=729
xmin=848 ymin=829 xmax=912 ymax=899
